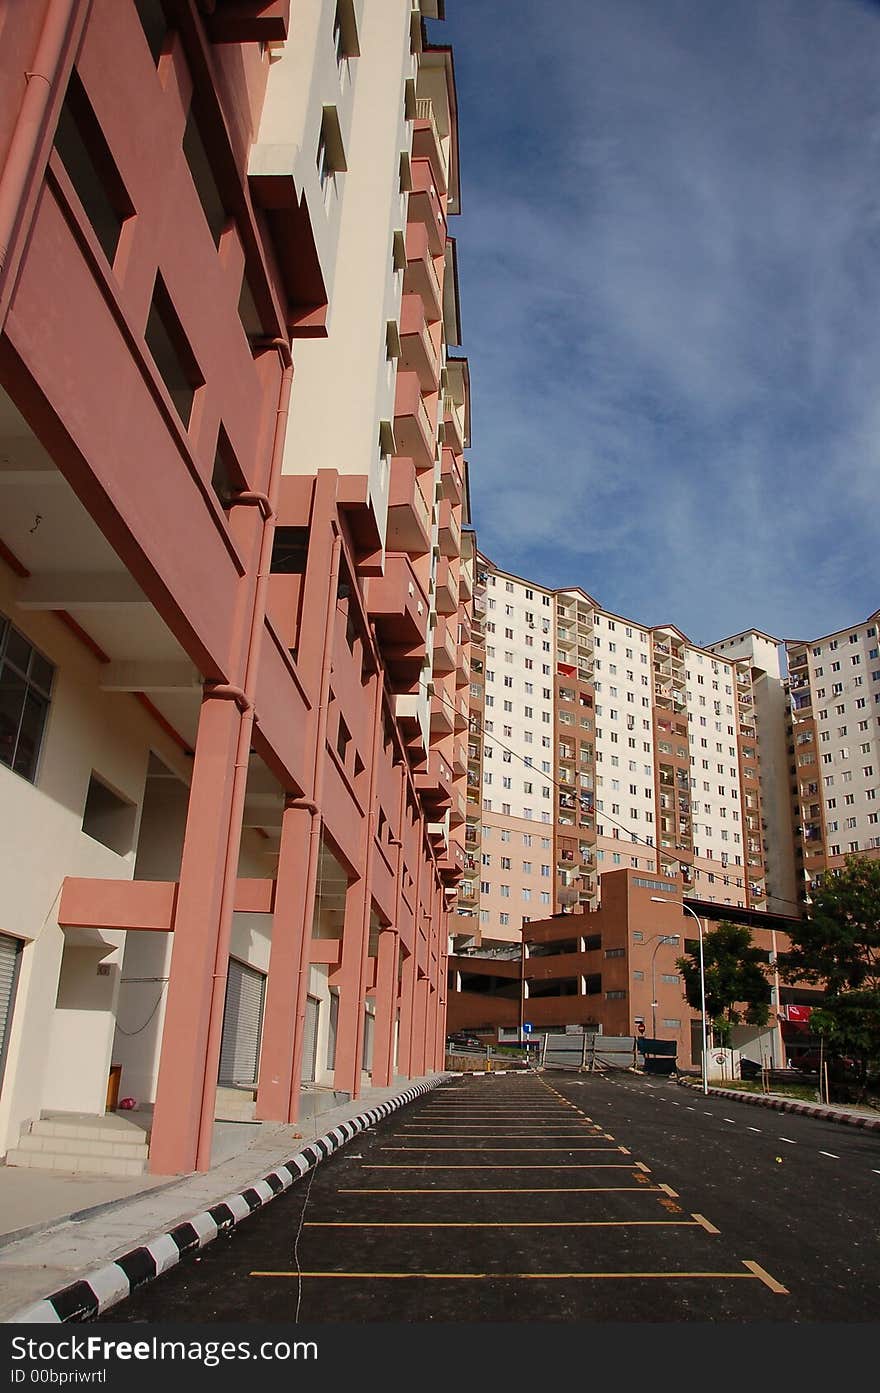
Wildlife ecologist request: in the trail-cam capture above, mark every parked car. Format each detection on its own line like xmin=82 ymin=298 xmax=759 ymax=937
xmin=446 ymin=1033 xmax=483 ymax=1051
xmin=791 ymin=1048 xmax=856 ymax=1074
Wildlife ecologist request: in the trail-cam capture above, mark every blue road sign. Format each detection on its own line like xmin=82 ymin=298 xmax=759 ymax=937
xmin=522 ymin=1023 xmax=533 ymax=1033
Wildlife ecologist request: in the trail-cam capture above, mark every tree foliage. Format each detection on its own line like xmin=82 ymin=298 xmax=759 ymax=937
xmin=676 ymin=921 xmax=771 ymax=1044
xmin=783 ymin=854 xmax=880 ymax=995
xmin=784 ymin=855 xmax=880 ymax=1074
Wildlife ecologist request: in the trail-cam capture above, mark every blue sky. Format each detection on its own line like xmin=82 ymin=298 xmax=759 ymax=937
xmin=434 ymin=0 xmax=880 ymax=649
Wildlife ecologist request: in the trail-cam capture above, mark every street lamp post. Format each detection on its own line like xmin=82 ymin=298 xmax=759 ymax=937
xmin=651 ymin=897 xmax=708 ymax=1095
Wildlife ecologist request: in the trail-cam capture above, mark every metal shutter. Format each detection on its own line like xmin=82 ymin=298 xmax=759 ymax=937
xmin=301 ymin=995 xmax=319 ymax=1083
xmin=326 ymin=991 xmax=338 ymax=1071
xmin=218 ymin=959 xmax=265 ymax=1086
xmin=0 ymin=935 xmax=21 ymax=1087
xmin=362 ymin=1008 xmax=374 ymax=1072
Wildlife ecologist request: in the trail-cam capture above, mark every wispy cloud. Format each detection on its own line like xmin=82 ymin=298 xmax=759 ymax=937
xmin=442 ymin=0 xmax=880 ymax=644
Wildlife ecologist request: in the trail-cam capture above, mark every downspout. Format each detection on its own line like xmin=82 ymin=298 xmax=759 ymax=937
xmin=0 ymin=0 xmax=86 ymax=322
xmin=195 ymin=344 xmax=292 ymax=1169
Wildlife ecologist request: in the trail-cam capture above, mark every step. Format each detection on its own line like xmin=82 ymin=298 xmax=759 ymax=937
xmin=5 ymin=1148 xmax=146 ymax=1178
xmin=34 ymin=1113 xmax=151 ymax=1145
xmin=14 ymin=1133 xmax=149 ymax=1161
xmin=215 ymin=1086 xmax=256 ymax=1122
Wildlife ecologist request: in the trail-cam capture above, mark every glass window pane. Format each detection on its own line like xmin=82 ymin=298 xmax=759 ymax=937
xmin=12 ymin=691 xmax=46 ymax=781
xmin=4 ymin=629 xmax=31 ymax=675
xmin=0 ymin=667 xmax=26 ymax=769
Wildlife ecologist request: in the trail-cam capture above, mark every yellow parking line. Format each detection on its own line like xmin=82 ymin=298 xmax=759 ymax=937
xmin=361 ymin=1164 xmax=644 ymax=1170
xmin=658 ymin=1184 xmax=680 ymax=1198
xmin=250 ymin=1266 xmax=782 ymax=1283
xmin=305 ymin=1220 xmax=703 ymax=1229
xmin=378 ymin=1146 xmax=624 ymax=1152
xmin=743 ymin=1261 xmax=789 ymax=1293
xmin=692 ymin=1213 xmax=721 ymax=1235
xmin=337 ymin=1187 xmax=665 ymax=1194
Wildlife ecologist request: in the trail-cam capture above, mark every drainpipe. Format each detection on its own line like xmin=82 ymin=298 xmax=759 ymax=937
xmin=0 ymin=0 xmax=87 ymax=324
xmin=194 ymin=344 xmax=292 ymax=1170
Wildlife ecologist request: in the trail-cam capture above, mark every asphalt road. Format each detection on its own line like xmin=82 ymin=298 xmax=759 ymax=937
xmin=110 ymin=1070 xmax=880 ymax=1324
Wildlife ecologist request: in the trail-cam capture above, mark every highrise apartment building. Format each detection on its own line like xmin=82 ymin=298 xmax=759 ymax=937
xmin=785 ymin=611 xmax=880 ymax=897
xmin=0 ymin=0 xmax=472 ymax=1175
xmin=454 ymin=555 xmax=769 ymax=948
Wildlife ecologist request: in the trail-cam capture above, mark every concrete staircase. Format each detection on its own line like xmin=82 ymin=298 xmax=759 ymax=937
xmin=5 ymin=1111 xmax=151 ymax=1178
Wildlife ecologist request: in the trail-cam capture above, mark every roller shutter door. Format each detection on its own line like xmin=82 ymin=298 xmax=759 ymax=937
xmin=301 ymin=995 xmax=319 ymax=1083
xmin=218 ymin=959 xmax=265 ymax=1086
xmin=0 ymin=935 xmax=21 ymax=1087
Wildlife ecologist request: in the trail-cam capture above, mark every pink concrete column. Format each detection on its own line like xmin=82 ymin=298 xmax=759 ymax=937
xmin=410 ymin=971 xmax=430 ymax=1077
xmin=254 ymin=798 xmax=314 ymax=1121
xmin=332 ymin=873 xmax=369 ymax=1097
xmin=371 ymin=927 xmax=399 ymax=1087
xmin=149 ymin=691 xmax=242 ymax=1174
xmin=396 ymin=944 xmax=416 ymax=1077
xmin=330 ymin=656 xmax=384 ymax=1097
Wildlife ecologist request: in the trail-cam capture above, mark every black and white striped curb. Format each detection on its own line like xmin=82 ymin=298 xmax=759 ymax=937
xmin=6 ymin=1078 xmax=443 ymax=1324
xmin=677 ymin=1079 xmax=880 ymax=1130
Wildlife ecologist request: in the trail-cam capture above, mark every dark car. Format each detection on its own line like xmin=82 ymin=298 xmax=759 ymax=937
xmin=791 ymin=1048 xmax=856 ymax=1073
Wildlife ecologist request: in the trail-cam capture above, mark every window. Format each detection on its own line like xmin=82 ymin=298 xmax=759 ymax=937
xmin=183 ymin=106 xmax=228 ymax=244
xmin=134 ymin=0 xmax=168 ymax=62
xmin=145 ymin=274 xmax=203 ymax=425
xmin=0 ymin=617 xmax=55 ymax=783
xmin=317 ymin=108 xmax=347 ymax=194
xmin=54 ymin=71 xmax=133 ymax=265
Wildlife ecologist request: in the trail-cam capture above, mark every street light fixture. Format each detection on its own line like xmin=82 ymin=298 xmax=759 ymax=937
xmin=651 ymin=897 xmax=708 ymax=1095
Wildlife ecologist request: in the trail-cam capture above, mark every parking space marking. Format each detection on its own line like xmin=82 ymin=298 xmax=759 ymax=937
xmin=392 ymin=1125 xmax=598 ymax=1136
xmin=779 ymin=1137 xmax=796 ymax=1145
xmin=818 ymin=1151 xmax=839 ymax=1159
xmin=337 ymin=1186 xmax=669 ymax=1194
xmin=747 ymin=1127 xmax=762 ymax=1132
xmin=362 ymin=1163 xmax=647 ymax=1170
xmin=250 ymin=1265 xmax=786 ymax=1285
xmin=304 ymin=1220 xmax=709 ymax=1229
xmin=379 ymin=1146 xmax=623 ymax=1152
xmin=743 ymin=1261 xmax=789 ymax=1294
xmin=692 ymin=1214 xmax=721 ymax=1235
xmin=658 ymin=1184 xmax=679 ymax=1197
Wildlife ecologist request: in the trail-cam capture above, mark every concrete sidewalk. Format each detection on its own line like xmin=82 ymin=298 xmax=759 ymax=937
xmin=0 ymin=1074 xmax=448 ymax=1324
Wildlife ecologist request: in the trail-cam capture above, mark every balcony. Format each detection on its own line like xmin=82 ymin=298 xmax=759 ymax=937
xmin=400 ymin=293 xmax=440 ymax=391
xmin=437 ymin=497 xmax=461 ymax=558
xmin=408 ymin=157 xmax=446 ymax=256
xmin=450 ymin=790 xmax=467 ymax=827
xmin=458 ymin=557 xmax=473 ymax=602
xmin=416 ymin=750 xmax=454 ymax=808
xmin=404 ymin=221 xmax=442 ymax=321
xmin=367 ymin=552 xmax=429 ymax=644
xmin=442 ymin=396 xmax=465 ymax=454
xmin=454 ymin=694 xmax=469 ymax=731
xmin=430 ymin=689 xmax=455 ymax=736
xmin=432 ymin=615 xmax=456 ymax=675
xmin=441 ymin=447 xmax=464 ymax=505
xmin=556 ymin=628 xmax=576 ymax=652
xmin=434 ymin=554 xmax=458 ymax=614
xmin=456 ymin=645 xmax=471 ymax=689
xmin=412 ymin=98 xmax=448 ymax=193
xmin=452 ymin=738 xmax=468 ymax=777
xmin=386 ymin=456 xmax=432 ymax=557
xmin=394 ymin=369 xmax=436 ymax=472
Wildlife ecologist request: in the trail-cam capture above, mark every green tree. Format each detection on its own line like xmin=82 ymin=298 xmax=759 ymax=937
xmin=783 ymin=855 xmax=880 ymax=1087
xmin=676 ymin=921 xmax=771 ymax=1047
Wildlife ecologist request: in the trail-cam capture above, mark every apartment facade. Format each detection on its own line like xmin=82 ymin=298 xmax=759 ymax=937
xmin=453 ymin=555 xmax=770 ymax=950
xmin=0 ymin=0 xmax=472 ymax=1175
xmin=449 ymin=869 xmax=803 ymax=1069
xmin=785 ymin=611 xmax=880 ymax=898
